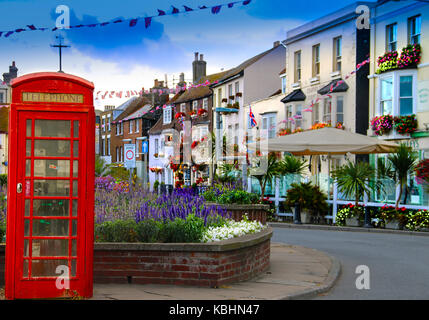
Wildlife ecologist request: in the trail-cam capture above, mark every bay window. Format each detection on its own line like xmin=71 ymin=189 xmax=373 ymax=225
xmin=285 ymin=105 xmax=293 ymax=129
xmin=262 ymin=113 xmax=277 ymax=139
xmin=323 ymin=98 xmax=332 ymax=123
xmin=312 ymin=103 xmax=320 ymax=125
xmin=378 ymin=71 xmax=417 ymax=117
xmin=295 ymin=105 xmax=302 ymax=129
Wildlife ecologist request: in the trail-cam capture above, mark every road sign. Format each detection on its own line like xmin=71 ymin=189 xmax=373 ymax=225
xmin=142 ymin=140 xmax=148 ymax=154
xmin=124 ymin=144 xmax=136 ymax=169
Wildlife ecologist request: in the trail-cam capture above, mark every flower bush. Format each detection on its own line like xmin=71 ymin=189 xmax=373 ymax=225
xmin=370 ymin=115 xmax=394 ymax=136
xmin=201 ymin=215 xmax=267 ymax=243
xmin=376 ymin=51 xmax=398 ymax=74
xmin=278 ymin=128 xmax=291 ymax=136
xmin=335 ymin=203 xmax=364 ymax=226
xmin=406 ymin=210 xmax=429 ymax=231
xmin=284 ymin=182 xmax=328 ymax=215
xmin=393 ymin=114 xmax=418 ymax=135
xmin=378 ymin=204 xmax=410 ymax=227
xmin=311 ymin=122 xmax=331 ymax=130
xmin=397 ymin=44 xmax=421 ymax=69
xmin=415 ymin=159 xmax=429 ymax=184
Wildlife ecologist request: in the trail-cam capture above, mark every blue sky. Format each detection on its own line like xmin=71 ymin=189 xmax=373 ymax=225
xmin=0 ymin=0 xmax=370 ymax=108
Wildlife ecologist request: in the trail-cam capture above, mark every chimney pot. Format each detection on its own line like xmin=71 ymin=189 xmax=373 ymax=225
xmin=194 ymin=52 xmax=199 ymax=61
xmin=273 ymin=41 xmax=280 ymax=48
xmin=200 ymin=54 xmax=204 ymax=61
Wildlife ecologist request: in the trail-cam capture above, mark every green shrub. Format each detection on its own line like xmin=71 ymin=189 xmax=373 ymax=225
xmin=153 ymin=180 xmax=159 ymax=191
xmin=0 ymin=220 xmax=6 ymax=243
xmin=95 ymin=219 xmax=138 ymax=242
xmin=0 ymin=174 xmax=7 ymax=187
xmin=136 ymin=219 xmax=162 ymax=243
xmin=202 ymin=189 xmax=217 ymax=202
xmin=160 ymin=214 xmax=206 ymax=243
xmin=285 ymin=182 xmax=328 ymax=215
xmin=218 ymin=190 xmax=259 ymax=205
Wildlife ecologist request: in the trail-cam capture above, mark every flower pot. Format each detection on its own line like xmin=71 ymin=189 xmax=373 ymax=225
xmin=346 ymin=217 xmax=361 ymax=227
xmin=385 ymin=219 xmax=402 ymax=230
xmin=300 ymin=211 xmax=312 ymax=224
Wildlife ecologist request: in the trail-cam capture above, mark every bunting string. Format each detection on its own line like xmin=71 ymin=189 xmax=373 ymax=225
xmin=0 ymin=0 xmax=252 ymax=38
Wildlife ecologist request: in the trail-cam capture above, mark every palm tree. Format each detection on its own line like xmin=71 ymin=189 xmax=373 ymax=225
xmin=332 ymin=161 xmax=379 ymax=211
xmin=278 ymin=155 xmax=307 ymax=175
xmin=95 ymin=155 xmax=110 ymax=177
xmin=388 ymin=144 xmax=418 ymax=208
xmin=250 ymin=153 xmax=281 ymax=201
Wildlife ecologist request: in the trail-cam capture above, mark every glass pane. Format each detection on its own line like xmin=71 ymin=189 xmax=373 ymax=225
xmin=400 ymin=76 xmax=413 ymax=97
xmin=26 ymin=140 xmax=32 ymax=156
xmin=73 ymin=141 xmax=79 ymax=157
xmin=73 ymin=160 xmax=78 ymax=178
xmin=73 ymin=180 xmax=78 ymax=197
xmin=32 ymin=239 xmax=69 ymax=257
xmin=31 ymin=259 xmax=68 ymax=277
xmin=34 ymin=160 xmax=70 ymax=177
xmin=71 ymin=259 xmax=76 ymax=277
xmin=34 ymin=140 xmax=71 ymax=158
xmin=382 ymin=100 xmax=393 ymax=115
xmin=73 ymin=121 xmax=79 ymax=138
xmin=400 ymin=98 xmax=413 ymax=116
xmin=33 ymin=199 xmax=70 ymax=217
xmin=24 ymin=240 xmax=29 ymax=257
xmin=72 ymin=239 xmax=77 ymax=256
xmin=33 ymin=180 xmax=70 ymax=197
xmin=23 ymin=260 xmax=29 ymax=277
xmin=32 ymin=219 xmax=69 ymax=237
xmin=72 ymin=200 xmax=78 ymax=217
xmin=72 ymin=220 xmax=77 ymax=236
xmin=34 ymin=120 xmax=70 ymax=138
xmin=381 ymin=78 xmax=393 ymax=100
xmin=26 ymin=160 xmax=31 ymax=177
xmin=26 ymin=120 xmax=32 ymax=137
xmin=25 ymin=199 xmax=31 ymax=217
xmin=24 ymin=220 xmax=30 ymax=236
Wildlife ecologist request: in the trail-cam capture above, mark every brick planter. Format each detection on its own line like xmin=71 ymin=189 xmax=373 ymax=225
xmin=0 ymin=228 xmax=272 ymax=288
xmin=207 ymin=203 xmax=269 ymax=224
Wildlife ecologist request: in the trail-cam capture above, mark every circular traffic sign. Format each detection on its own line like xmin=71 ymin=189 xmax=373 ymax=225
xmin=126 ymin=149 xmax=134 ymax=160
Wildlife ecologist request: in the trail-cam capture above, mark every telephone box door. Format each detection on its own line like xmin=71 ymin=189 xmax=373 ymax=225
xmin=13 ymin=111 xmax=89 ymax=298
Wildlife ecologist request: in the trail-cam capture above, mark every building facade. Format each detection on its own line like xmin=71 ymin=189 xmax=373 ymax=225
xmin=368 ymin=0 xmax=429 ymax=205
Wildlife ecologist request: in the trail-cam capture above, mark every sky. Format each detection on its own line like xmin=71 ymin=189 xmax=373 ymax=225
xmin=0 ymin=0 xmax=371 ymax=109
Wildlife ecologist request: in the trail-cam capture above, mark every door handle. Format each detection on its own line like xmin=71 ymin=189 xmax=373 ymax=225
xmin=17 ymin=183 xmax=23 ymax=194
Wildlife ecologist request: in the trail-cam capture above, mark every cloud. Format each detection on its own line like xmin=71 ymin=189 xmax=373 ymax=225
xmin=50 ymin=8 xmax=188 ymax=70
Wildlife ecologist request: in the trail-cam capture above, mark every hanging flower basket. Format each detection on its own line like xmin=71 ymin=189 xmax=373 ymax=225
xmin=235 ymin=92 xmax=242 ymax=97
xmin=197 ymin=108 xmax=208 ymax=117
xmin=191 ymin=141 xmax=200 ymax=149
xmin=222 ymin=98 xmax=228 ymax=103
xmin=150 ymin=167 xmax=163 ymax=174
xmin=175 ymin=112 xmax=186 ymax=120
xmin=370 ymin=115 xmax=394 ymax=136
xmin=229 ymin=95 xmax=235 ymax=100
xmin=393 ymin=114 xmax=418 ymax=135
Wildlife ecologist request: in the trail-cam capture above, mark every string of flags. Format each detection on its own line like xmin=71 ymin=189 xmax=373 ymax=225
xmin=0 ymin=1 xmax=252 ymax=38
xmin=273 ymin=57 xmax=371 ymax=128
xmin=95 ymin=79 xmax=219 ymax=100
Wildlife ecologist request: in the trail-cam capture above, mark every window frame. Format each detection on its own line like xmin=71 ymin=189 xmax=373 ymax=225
xmin=312 ymin=44 xmax=320 ymax=77
xmin=386 ymin=23 xmax=398 ymax=52
xmin=262 ymin=112 xmax=277 ymax=140
xmin=408 ymin=15 xmax=421 ymax=45
xmin=294 ymin=51 xmax=302 ymax=83
xmin=333 ymin=36 xmax=342 ymax=72
xmin=163 ymin=106 xmax=172 ymax=124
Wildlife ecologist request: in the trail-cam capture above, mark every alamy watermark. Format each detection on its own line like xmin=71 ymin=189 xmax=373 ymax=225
xmin=55 ymin=265 xmax=70 ymax=290
xmin=55 ymin=5 xmax=70 ymax=29
xmin=355 ymin=265 xmax=370 ymax=290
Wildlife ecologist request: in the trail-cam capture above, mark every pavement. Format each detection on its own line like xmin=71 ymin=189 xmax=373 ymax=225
xmin=92 ymin=243 xmax=341 ymax=300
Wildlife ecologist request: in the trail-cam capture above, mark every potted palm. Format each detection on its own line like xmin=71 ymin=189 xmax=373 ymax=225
xmin=249 ymin=153 xmax=281 ymax=201
xmin=333 ymin=161 xmax=381 ymax=227
xmin=285 ymin=182 xmax=328 ymax=224
xmin=388 ymin=144 xmax=418 ymax=209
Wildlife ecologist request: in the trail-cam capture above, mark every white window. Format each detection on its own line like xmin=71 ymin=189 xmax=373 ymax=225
xmin=218 ymin=88 xmax=222 ymax=106
xmin=312 ymin=44 xmax=320 ymax=77
xmin=378 ymin=71 xmax=417 ymax=117
xmin=180 ymin=103 xmax=186 ymax=113
xmin=107 ymin=137 xmax=110 ymax=156
xmin=323 ymin=98 xmax=332 ymax=123
xmin=102 ymin=118 xmax=106 ymax=132
xmin=192 ymin=100 xmax=198 ymax=112
xmin=285 ymin=105 xmax=293 ymax=129
xmin=203 ymin=98 xmax=208 ymax=110
xmin=336 ymin=97 xmax=344 ymax=125
xmin=116 ymin=123 xmax=119 ymax=135
xmin=135 ymin=119 xmax=139 ymax=132
xmin=295 ymin=105 xmax=302 ymax=129
xmin=0 ymin=92 xmax=4 ymax=103
xmin=312 ymin=103 xmax=320 ymax=125
xmin=120 ymin=146 xmax=123 ymax=162
xmin=408 ymin=15 xmax=421 ymax=45
xmin=228 ymin=84 xmax=233 ymax=104
xmin=281 ymin=76 xmax=287 ymax=94
xmin=386 ymin=23 xmax=397 ymax=52
xmin=129 ymin=120 xmax=133 ymax=133
xmin=294 ymin=51 xmax=301 ymax=82
xmin=154 ymin=138 xmax=159 ymax=156
xmin=262 ymin=113 xmax=277 ymax=139
xmin=333 ymin=37 xmax=342 ymax=72
xmin=116 ymin=147 xmax=119 ymax=162
xmin=107 ymin=116 xmax=111 ymax=131
xmin=163 ymin=106 xmax=172 ymax=124
xmin=101 ymin=137 xmax=105 ymax=156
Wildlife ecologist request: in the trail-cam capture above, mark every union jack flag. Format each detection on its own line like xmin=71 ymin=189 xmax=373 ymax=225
xmin=249 ymin=107 xmax=257 ymax=128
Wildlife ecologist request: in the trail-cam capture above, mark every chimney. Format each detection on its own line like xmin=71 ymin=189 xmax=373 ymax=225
xmin=273 ymin=41 xmax=280 ymax=48
xmin=154 ymin=79 xmax=159 ymax=88
xmin=3 ymin=61 xmax=18 ymax=85
xmin=179 ymin=73 xmax=185 ymax=84
xmin=192 ymin=52 xmax=207 ymax=84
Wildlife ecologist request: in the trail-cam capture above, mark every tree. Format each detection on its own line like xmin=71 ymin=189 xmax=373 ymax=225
xmin=278 ymin=155 xmax=307 ymax=175
xmin=332 ymin=161 xmax=380 ymax=212
xmin=250 ymin=153 xmax=281 ymax=201
xmin=95 ymin=155 xmax=111 ymax=177
xmin=388 ymin=144 xmax=418 ymax=208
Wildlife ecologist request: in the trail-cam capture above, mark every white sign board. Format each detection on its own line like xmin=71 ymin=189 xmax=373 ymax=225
xmin=124 ymin=144 xmax=136 ymax=169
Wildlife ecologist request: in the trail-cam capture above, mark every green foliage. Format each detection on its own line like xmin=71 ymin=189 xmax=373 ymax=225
xmin=333 ymin=161 xmax=379 ymax=208
xmin=0 ymin=174 xmax=7 ymax=187
xmin=110 ymin=166 xmax=130 ymax=182
xmin=250 ymin=153 xmax=281 ymax=200
xmin=406 ymin=210 xmax=429 ymax=231
xmin=284 ymin=182 xmax=329 ymax=214
xmin=95 ymin=155 xmax=110 ymax=177
xmin=0 ymin=220 xmax=6 ymax=243
xmin=202 ymin=189 xmax=217 ymax=202
xmin=217 ymin=163 xmax=239 ymax=183
xmin=278 ymin=155 xmax=307 ymax=175
xmin=217 ymin=189 xmax=260 ymax=205
xmin=335 ymin=204 xmax=364 ymax=226
xmin=153 ymin=180 xmax=160 ymax=191
xmin=95 ymin=219 xmax=138 ymax=242
xmin=377 ymin=157 xmax=394 ymax=180
xmin=136 ymin=219 xmax=162 ymax=243
xmin=388 ymin=144 xmax=418 ymax=208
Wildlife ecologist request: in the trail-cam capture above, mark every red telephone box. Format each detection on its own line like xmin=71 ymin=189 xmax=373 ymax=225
xmin=5 ymin=72 xmax=95 ymax=299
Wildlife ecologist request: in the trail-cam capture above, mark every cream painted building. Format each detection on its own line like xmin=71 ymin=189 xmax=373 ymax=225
xmin=280 ymin=2 xmax=374 ymax=191
xmin=368 ymin=0 xmax=429 ymax=206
